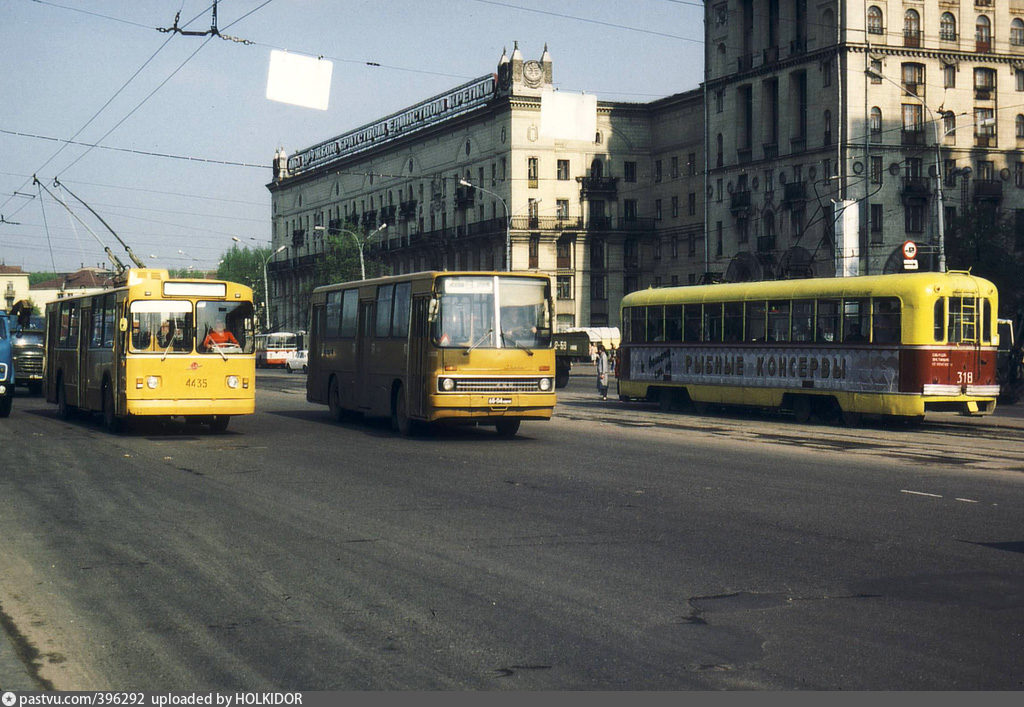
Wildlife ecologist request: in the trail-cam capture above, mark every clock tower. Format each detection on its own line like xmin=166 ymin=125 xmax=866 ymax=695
xmin=497 ymin=42 xmax=552 ymax=97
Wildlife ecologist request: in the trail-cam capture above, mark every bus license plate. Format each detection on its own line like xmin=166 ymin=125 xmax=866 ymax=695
xmin=488 ymin=397 xmax=512 ymax=405
xmin=185 ymin=377 xmax=208 ymax=388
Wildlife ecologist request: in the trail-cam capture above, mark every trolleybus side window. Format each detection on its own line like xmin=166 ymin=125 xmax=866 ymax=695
xmin=817 ymin=299 xmax=840 ymax=342
xmin=340 ymin=289 xmax=358 ymax=338
xmin=792 ymin=300 xmax=814 ymax=342
xmin=745 ymin=301 xmax=766 ymax=341
xmin=767 ymin=300 xmax=790 ymax=342
xmin=723 ymin=302 xmax=743 ymax=342
xmin=665 ymin=304 xmax=683 ymax=342
xmin=872 ymin=297 xmax=901 ymax=343
xmin=843 ymin=299 xmax=869 ymax=342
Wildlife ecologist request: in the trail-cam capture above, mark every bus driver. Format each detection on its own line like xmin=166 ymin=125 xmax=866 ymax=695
xmin=203 ymin=320 xmax=240 ymax=351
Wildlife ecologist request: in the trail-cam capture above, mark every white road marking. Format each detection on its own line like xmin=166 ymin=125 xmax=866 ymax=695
xmin=900 ymin=490 xmax=943 ymax=498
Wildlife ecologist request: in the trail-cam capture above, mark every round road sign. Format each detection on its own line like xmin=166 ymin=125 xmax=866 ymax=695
xmin=902 ymin=240 xmax=918 ymax=260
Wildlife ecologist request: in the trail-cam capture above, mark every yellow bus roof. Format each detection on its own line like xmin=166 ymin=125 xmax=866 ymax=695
xmin=620 ymin=271 xmax=998 ymax=308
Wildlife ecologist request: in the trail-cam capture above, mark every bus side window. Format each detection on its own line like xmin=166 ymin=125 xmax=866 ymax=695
xmin=393 ymin=283 xmax=411 ymax=338
xmin=934 ymin=299 xmax=945 ymax=342
xmin=325 ymin=292 xmax=341 ymax=339
xmin=872 ymin=297 xmax=901 ymax=344
xmin=340 ymin=290 xmax=358 ymax=338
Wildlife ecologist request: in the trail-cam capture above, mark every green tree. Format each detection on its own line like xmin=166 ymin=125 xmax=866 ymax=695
xmin=945 ymin=206 xmax=1024 ymax=319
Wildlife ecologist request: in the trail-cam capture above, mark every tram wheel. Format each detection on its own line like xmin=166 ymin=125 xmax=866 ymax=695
xmin=841 ymin=411 xmax=862 ymax=428
xmin=792 ymin=396 xmax=812 ymax=424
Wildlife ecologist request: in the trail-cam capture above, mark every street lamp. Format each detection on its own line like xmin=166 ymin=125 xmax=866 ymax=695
xmin=263 ymin=245 xmax=286 ymax=331
xmin=318 ymin=223 xmax=387 ymax=280
xmin=460 ymin=179 xmax=511 ymax=271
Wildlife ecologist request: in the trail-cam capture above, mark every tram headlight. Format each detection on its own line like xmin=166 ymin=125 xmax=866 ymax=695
xmin=539 ymin=377 xmax=552 ymax=392
xmin=226 ymin=375 xmax=240 ymax=389
xmin=440 ymin=377 xmax=456 ymax=392
xmin=146 ymin=376 xmax=160 ymax=390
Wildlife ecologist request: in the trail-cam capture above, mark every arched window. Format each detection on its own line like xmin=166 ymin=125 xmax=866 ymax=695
xmin=1016 ymin=114 xmax=1024 ymax=139
xmin=940 ymin=13 xmax=957 ymax=41
xmin=870 ymin=107 xmax=883 ymax=141
xmin=867 ymin=6 xmax=884 ymax=35
xmin=904 ymin=9 xmax=921 ymax=47
xmin=977 ymin=15 xmax=992 ymax=52
xmin=1012 ymin=18 xmax=1024 ymax=46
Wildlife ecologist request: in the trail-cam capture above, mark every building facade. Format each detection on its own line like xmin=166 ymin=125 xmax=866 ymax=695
xmin=267 ymin=3 xmax=1024 ymax=332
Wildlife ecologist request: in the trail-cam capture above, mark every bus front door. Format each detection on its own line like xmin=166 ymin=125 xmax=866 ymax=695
xmin=408 ymin=297 xmax=429 ymax=418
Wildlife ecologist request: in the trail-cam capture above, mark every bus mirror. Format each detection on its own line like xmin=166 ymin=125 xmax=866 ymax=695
xmin=428 ymin=298 xmax=438 ymax=322
xmin=119 ymin=318 xmax=128 ymax=332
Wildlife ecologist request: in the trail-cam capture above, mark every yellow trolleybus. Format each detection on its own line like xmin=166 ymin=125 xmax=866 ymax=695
xmin=307 ymin=271 xmax=557 ymax=437
xmin=617 ymin=271 xmax=1000 ymax=424
xmin=44 ymin=269 xmax=255 ymax=432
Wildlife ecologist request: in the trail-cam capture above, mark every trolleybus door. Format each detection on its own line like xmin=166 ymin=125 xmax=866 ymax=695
xmin=77 ymin=303 xmax=90 ymax=407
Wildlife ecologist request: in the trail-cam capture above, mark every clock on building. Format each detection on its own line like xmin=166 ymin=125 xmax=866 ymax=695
xmin=523 ymin=60 xmax=544 ymax=87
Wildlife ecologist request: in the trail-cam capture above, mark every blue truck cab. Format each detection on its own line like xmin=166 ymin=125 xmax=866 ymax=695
xmin=0 ymin=310 xmax=13 ymax=417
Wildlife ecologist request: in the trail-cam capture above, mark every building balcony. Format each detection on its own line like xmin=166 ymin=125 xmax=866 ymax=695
xmin=902 ymin=129 xmax=926 ymax=146
xmin=577 ymin=176 xmax=619 ymax=197
xmin=399 ymin=200 xmax=417 ymax=220
xmin=789 ymin=38 xmax=806 ymax=56
xmin=360 ymin=211 xmax=377 ymax=229
xmin=973 ymin=179 xmax=1003 ymax=201
xmin=975 ymin=134 xmax=997 ymax=148
xmin=901 ymin=177 xmax=931 ymax=201
xmin=736 ymin=146 xmax=753 ymax=164
xmin=510 ymin=216 xmax=583 ymax=230
xmin=783 ymin=182 xmax=806 ymax=204
xmin=738 ymin=54 xmax=753 ymax=72
xmin=454 ymin=185 xmax=475 ymax=209
xmin=380 ymin=205 xmax=397 ymax=225
xmin=730 ymin=190 xmax=751 ymax=213
xmin=903 ymin=81 xmax=922 ymax=98
xmin=763 ymin=46 xmax=779 ymax=64
xmin=763 ymin=142 xmax=779 ymax=159
xmin=291 ymin=229 xmax=305 ymax=248
xmin=976 ymin=37 xmax=991 ymax=52
xmin=327 ymin=218 xmax=342 ymax=236
xmin=975 ymin=87 xmax=993 ymax=101
xmin=904 ymin=30 xmax=922 ymax=48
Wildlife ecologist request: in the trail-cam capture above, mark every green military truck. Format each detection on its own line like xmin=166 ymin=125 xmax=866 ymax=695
xmin=552 ymin=331 xmax=593 ymax=388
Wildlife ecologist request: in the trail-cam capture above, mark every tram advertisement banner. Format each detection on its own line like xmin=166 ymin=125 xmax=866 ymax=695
xmin=628 ymin=346 xmax=899 ymax=393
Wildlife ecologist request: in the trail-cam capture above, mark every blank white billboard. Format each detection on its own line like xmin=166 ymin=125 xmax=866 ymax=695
xmin=266 ymin=50 xmax=333 ymax=111
xmin=539 ymin=89 xmax=597 ymax=141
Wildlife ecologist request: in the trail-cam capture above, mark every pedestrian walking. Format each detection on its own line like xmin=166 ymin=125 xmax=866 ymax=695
xmin=596 ymin=343 xmax=609 ymax=401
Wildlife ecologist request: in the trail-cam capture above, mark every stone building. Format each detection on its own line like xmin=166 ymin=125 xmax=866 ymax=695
xmin=266 ymin=44 xmax=706 ymax=333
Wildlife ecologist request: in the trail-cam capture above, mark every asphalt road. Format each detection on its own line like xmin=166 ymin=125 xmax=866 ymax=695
xmin=0 ymin=367 xmax=1022 ymax=690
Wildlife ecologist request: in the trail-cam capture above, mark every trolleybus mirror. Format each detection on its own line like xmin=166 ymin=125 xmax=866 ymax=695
xmin=428 ymin=298 xmax=438 ymax=322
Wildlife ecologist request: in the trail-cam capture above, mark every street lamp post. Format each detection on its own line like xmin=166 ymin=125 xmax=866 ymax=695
xmin=317 ymin=223 xmax=387 ymax=280
xmin=263 ymin=245 xmax=286 ymax=331
xmin=460 ymin=179 xmax=511 ymax=271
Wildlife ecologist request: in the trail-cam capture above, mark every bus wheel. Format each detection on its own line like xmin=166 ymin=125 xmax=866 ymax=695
xmin=209 ymin=415 xmax=230 ymax=433
xmin=495 ymin=419 xmax=521 ymax=438
xmin=56 ymin=376 xmax=72 ymax=420
xmin=391 ymin=384 xmax=412 ymax=436
xmin=102 ymin=383 xmax=121 ymax=433
xmin=792 ymin=396 xmax=812 ymax=424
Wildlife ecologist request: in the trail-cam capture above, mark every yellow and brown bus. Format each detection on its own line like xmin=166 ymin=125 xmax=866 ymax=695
xmin=617 ymin=271 xmax=1000 ymax=424
xmin=307 ymin=271 xmax=557 ymax=437
xmin=45 ymin=269 xmax=255 ymax=432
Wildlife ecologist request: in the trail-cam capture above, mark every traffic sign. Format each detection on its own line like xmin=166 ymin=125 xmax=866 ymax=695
xmin=902 ymin=240 xmax=918 ymax=259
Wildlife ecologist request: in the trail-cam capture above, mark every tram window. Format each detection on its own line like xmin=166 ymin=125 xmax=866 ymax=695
xmin=982 ymin=299 xmax=992 ymax=342
xmin=872 ymin=297 xmax=901 ymax=343
xmin=325 ymin=291 xmax=342 ymax=339
xmin=628 ymin=307 xmax=646 ymax=343
xmin=934 ymin=299 xmax=945 ymax=342
xmin=647 ymin=305 xmax=665 ymax=342
xmin=816 ymin=299 xmax=840 ymax=342
xmin=665 ymin=305 xmax=683 ymax=342
xmin=947 ymin=297 xmax=977 ymax=343
xmin=723 ymin=302 xmax=743 ymax=342
xmin=843 ymin=299 xmax=869 ymax=342
xmin=704 ymin=303 xmax=723 ymax=342
xmin=767 ymin=301 xmax=790 ymax=342
xmin=745 ymin=301 xmax=766 ymax=341
xmin=792 ymin=300 xmax=814 ymax=342
xmin=340 ymin=290 xmax=358 ymax=338
xmin=621 ymin=307 xmax=633 ymax=343
xmin=684 ymin=304 xmax=702 ymax=341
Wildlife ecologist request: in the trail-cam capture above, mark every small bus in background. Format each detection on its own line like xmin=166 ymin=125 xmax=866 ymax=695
xmin=617 ymin=271 xmax=1000 ymax=425
xmin=255 ymin=331 xmax=301 ymax=368
xmin=44 ymin=269 xmax=255 ymax=432
xmin=307 ymin=271 xmax=557 ymax=437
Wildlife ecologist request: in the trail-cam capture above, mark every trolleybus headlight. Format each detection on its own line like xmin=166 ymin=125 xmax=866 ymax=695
xmin=539 ymin=377 xmax=552 ymax=392
xmin=226 ymin=375 xmax=240 ymax=389
xmin=146 ymin=376 xmax=160 ymax=390
xmin=440 ymin=377 xmax=456 ymax=392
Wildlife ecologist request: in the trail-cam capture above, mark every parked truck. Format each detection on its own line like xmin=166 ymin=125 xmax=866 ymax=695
xmin=552 ymin=331 xmax=593 ymax=388
xmin=0 ymin=310 xmax=13 ymax=417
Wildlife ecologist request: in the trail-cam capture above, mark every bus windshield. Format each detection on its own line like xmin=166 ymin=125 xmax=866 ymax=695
xmin=434 ymin=276 xmax=551 ymax=349
xmin=130 ymin=301 xmax=194 ymax=353
xmin=197 ymin=301 xmax=255 ymax=354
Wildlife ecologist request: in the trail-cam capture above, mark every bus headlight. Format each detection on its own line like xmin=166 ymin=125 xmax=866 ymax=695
xmin=226 ymin=375 xmax=240 ymax=389
xmin=146 ymin=376 xmax=160 ymax=390
xmin=440 ymin=377 xmax=456 ymax=392
xmin=539 ymin=377 xmax=552 ymax=392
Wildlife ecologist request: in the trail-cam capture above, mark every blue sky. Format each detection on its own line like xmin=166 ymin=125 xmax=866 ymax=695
xmin=0 ymin=0 xmax=703 ymax=274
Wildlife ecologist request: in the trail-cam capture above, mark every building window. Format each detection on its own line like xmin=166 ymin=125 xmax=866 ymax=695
xmin=870 ymin=106 xmax=882 ymax=142
xmin=905 ymin=203 xmax=925 ymax=233
xmin=623 ymin=199 xmax=639 ymax=221
xmin=671 ymin=156 xmax=679 ymax=179
xmin=557 ymin=276 xmax=573 ymax=300
xmin=943 ymin=111 xmax=956 ymax=143
xmin=823 ymin=109 xmax=832 ymax=146
xmin=715 ymin=90 xmax=724 ymax=113
xmin=715 ymin=222 xmax=723 ymax=257
xmin=944 ymin=63 xmax=956 ymax=89
xmin=871 ymin=156 xmax=884 ymax=184
xmin=591 ymin=274 xmax=606 ymax=300
xmin=870 ymin=203 xmax=883 ymax=244
xmin=624 ymin=161 xmax=637 ymax=182
xmin=976 ymin=108 xmax=996 ymax=139
xmin=687 ymin=152 xmax=696 ymax=176
xmin=1016 ymin=162 xmax=1024 ymax=188
xmin=1013 ymin=18 xmax=1024 ymax=46
xmin=556 ymin=159 xmax=570 ymax=180
xmin=591 ymin=238 xmax=605 ymax=268
xmin=902 ymin=62 xmax=924 ymax=96
xmin=904 ymin=9 xmax=921 ymax=47
xmin=822 ymin=58 xmax=832 ymax=87
xmin=975 ymin=67 xmax=996 ymax=95
xmin=868 ymin=6 xmax=883 ymax=35
xmin=870 ymin=59 xmax=882 ymax=83
xmin=527 ymin=157 xmax=538 ymax=188
xmin=688 ymin=192 xmax=696 ymax=216
xmin=977 ymin=15 xmax=992 ymax=52
xmin=654 ymin=160 xmax=663 ymax=182
xmin=1017 ymin=115 xmax=1024 ymax=139
xmin=902 ymin=103 xmax=924 ymax=141
xmin=671 ymin=236 xmax=679 ymax=259
xmin=716 ymin=134 xmax=723 ymax=167
xmin=671 ymin=195 xmax=679 ymax=218
xmin=556 ymin=199 xmax=569 ymax=220
xmin=655 ymin=199 xmax=663 ymax=221
xmin=529 ymin=236 xmax=540 ymax=269
xmin=940 ymin=13 xmax=957 ymax=41
xmin=1017 ymin=69 xmax=1024 ymax=92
